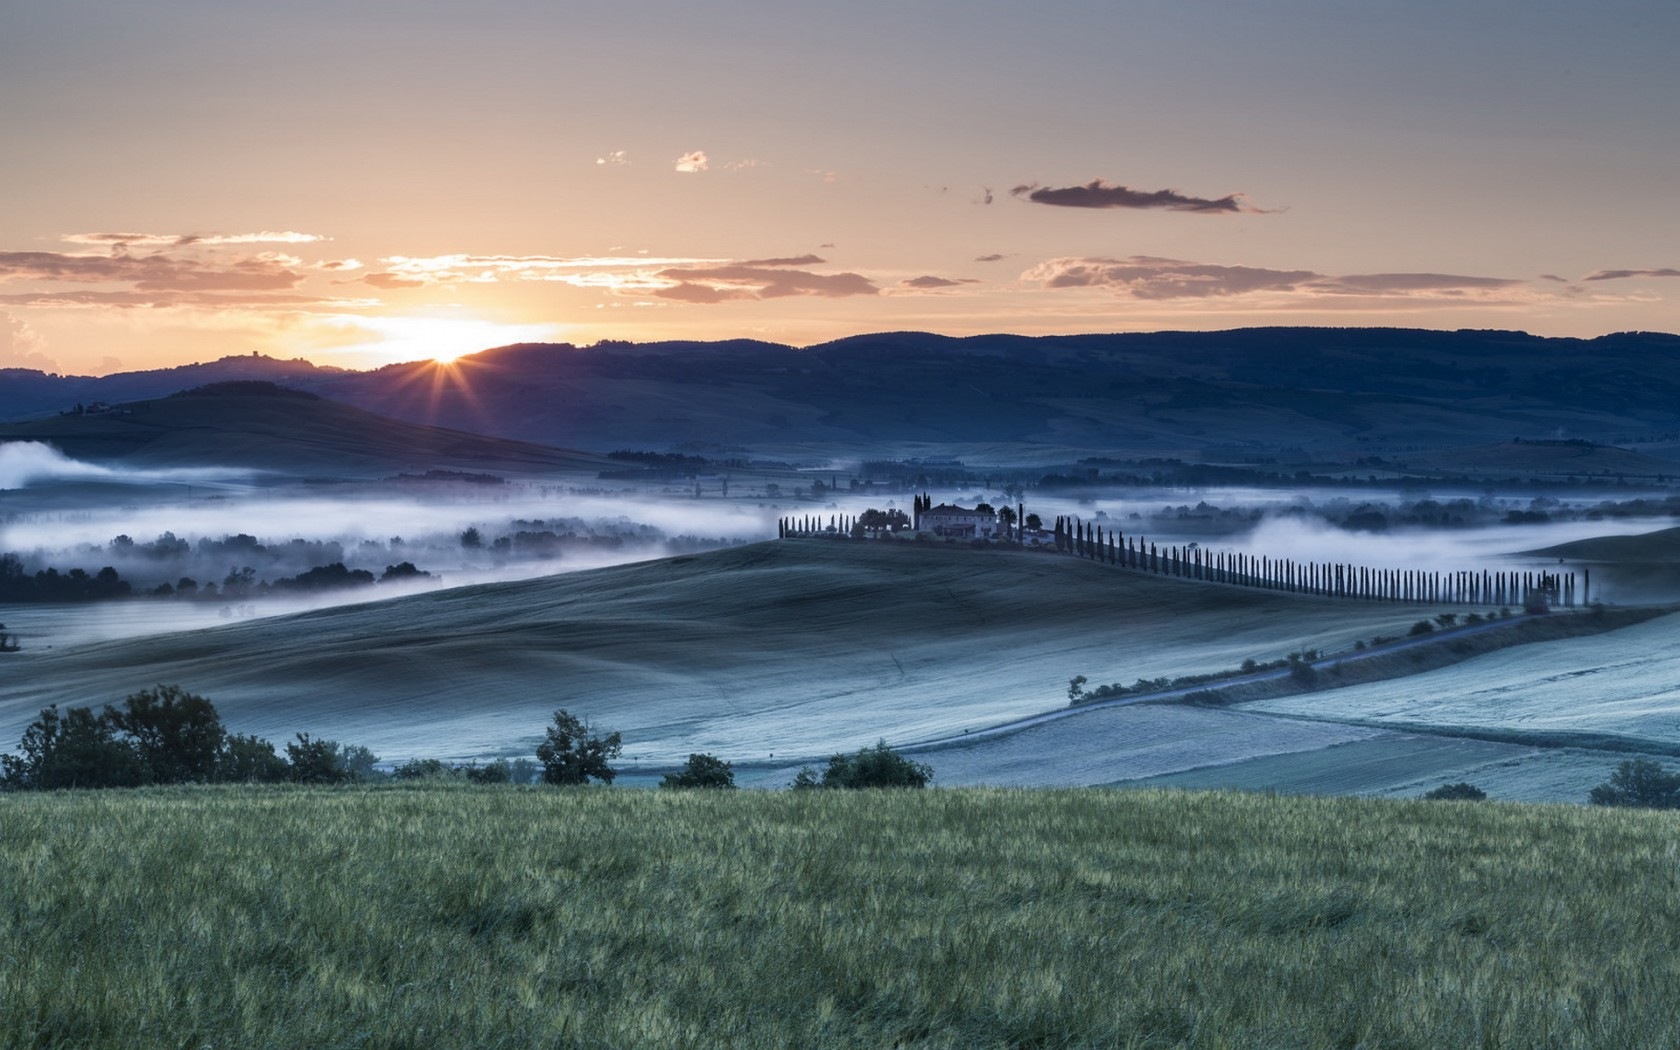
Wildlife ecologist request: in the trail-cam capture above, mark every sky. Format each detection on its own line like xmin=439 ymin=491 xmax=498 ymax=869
xmin=4 ymin=0 xmax=1680 ymax=375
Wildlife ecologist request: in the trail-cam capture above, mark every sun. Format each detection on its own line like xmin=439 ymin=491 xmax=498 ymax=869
xmin=319 ymin=315 xmax=563 ymax=368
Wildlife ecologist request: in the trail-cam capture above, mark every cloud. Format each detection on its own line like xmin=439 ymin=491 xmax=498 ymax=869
xmin=374 ymin=253 xmax=718 ymax=286
xmin=63 ymin=231 xmax=322 ymax=248
xmin=0 ymin=310 xmax=56 ymax=371
xmin=1582 ymin=267 xmax=1680 ymax=281
xmin=978 ymin=187 xmax=994 ymax=205
xmin=0 ymin=250 xmax=305 ymax=292
xmin=1310 ymin=273 xmax=1523 ymax=295
xmin=316 ymin=259 xmax=364 ymax=272
xmin=675 ymin=150 xmax=709 ymax=173
xmin=738 ymin=254 xmax=826 ymax=267
xmin=1023 ymin=256 xmax=1525 ymax=302
xmin=362 ymin=272 xmax=426 ymax=289
xmin=652 ymin=265 xmax=878 ymax=302
xmin=1010 ymin=179 xmax=1262 ymax=214
xmin=1024 ymin=256 xmax=1316 ymax=298
xmin=900 ymin=275 xmax=979 ymax=290
xmin=974 ymin=253 xmax=1007 ymax=263
xmin=596 ymin=150 xmax=629 ymax=166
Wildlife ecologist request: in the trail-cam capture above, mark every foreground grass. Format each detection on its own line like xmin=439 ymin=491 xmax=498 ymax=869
xmin=4 ymin=787 xmax=1680 ymax=1048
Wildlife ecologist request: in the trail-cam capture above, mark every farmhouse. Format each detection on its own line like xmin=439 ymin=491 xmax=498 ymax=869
xmin=917 ymin=502 xmax=999 ymax=539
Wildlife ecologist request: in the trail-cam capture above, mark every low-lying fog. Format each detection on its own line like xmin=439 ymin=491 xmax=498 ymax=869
xmin=4 ymin=444 xmax=1678 ymax=651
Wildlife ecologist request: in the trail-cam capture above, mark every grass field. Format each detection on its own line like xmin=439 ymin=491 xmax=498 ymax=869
xmin=5 ymin=785 xmax=1680 ymax=1048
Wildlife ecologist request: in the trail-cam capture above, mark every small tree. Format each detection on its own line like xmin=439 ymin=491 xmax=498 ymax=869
xmin=1422 ymin=782 xmax=1486 ymax=801
xmin=219 ymin=733 xmax=290 ymax=783
xmin=536 ymin=709 xmax=623 ymax=785
xmin=108 ymin=684 xmax=226 ymax=785
xmin=286 ymin=733 xmax=347 ymax=784
xmin=1 ymin=704 xmax=144 ymax=790
xmin=1067 ymin=675 xmax=1088 ymax=703
xmin=817 ymin=740 xmax=932 ymax=789
xmin=660 ymin=752 xmax=736 ymax=790
xmin=1589 ymin=758 xmax=1680 ymax=809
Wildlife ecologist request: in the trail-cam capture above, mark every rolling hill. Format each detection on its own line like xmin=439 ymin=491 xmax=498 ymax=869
xmin=0 ymin=541 xmax=1471 ymax=770
xmin=0 ymin=381 xmax=612 ymax=477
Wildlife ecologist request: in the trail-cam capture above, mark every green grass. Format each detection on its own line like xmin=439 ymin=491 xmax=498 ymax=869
xmin=5 ymin=785 xmax=1680 ymax=1048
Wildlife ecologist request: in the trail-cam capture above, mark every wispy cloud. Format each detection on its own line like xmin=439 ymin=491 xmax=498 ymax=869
xmin=675 ymin=150 xmax=709 ymax=173
xmin=1024 ymin=256 xmax=1525 ymax=302
xmin=1011 ymin=179 xmax=1265 ymax=214
xmin=0 ymin=250 xmax=305 ymax=292
xmin=738 ymin=254 xmax=826 ymax=267
xmin=62 ymin=231 xmax=323 ymax=248
xmin=1582 ymin=267 xmax=1680 ymax=281
xmin=900 ymin=275 xmax=979 ymax=290
xmin=370 ymin=253 xmax=719 ymax=286
xmin=652 ymin=265 xmax=877 ymax=302
xmin=595 ymin=150 xmax=629 ymax=166
xmin=974 ymin=253 xmax=1007 ymax=263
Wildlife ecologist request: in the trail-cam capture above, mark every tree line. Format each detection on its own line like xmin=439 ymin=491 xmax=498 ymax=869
xmin=1 ymin=690 xmax=933 ymax=793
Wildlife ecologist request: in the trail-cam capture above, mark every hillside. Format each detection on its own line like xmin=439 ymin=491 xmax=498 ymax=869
xmin=5 ymin=786 xmax=1680 ymax=1048
xmin=0 ymin=541 xmax=1468 ymax=767
xmin=1528 ymin=524 xmax=1680 ymax=562
xmin=0 ymin=381 xmax=611 ymax=477
xmin=8 ymin=327 xmax=1680 ymax=458
xmin=304 ymin=329 xmax=1680 ymax=456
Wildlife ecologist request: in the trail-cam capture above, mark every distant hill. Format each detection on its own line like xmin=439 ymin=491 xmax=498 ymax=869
xmin=1527 ymin=525 xmax=1680 ymax=563
xmin=0 ymin=380 xmax=610 ymax=476
xmin=1399 ymin=440 xmax=1680 ymax=480
xmin=7 ymin=328 xmax=1680 ymax=457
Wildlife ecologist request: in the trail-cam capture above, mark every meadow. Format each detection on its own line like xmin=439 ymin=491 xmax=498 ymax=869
xmin=4 ymin=784 xmax=1680 ymax=1048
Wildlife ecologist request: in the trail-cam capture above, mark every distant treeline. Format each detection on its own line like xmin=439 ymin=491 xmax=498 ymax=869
xmin=0 ymin=553 xmax=430 ymax=604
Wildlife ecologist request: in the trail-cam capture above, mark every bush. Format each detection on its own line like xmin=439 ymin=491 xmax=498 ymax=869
xmin=109 ymin=685 xmax=226 ymax=784
xmin=536 ymin=709 xmax=622 ymax=786
xmin=1422 ymin=782 xmax=1486 ymax=801
xmin=1589 ymin=759 xmax=1680 ymax=809
xmin=285 ymin=733 xmax=349 ymax=784
xmin=811 ymin=741 xmax=932 ymax=790
xmin=219 ymin=733 xmax=290 ymax=783
xmin=1 ymin=704 xmax=144 ymax=791
xmin=660 ymin=753 xmax=736 ymax=790
xmin=1408 ymin=620 xmax=1435 ymax=637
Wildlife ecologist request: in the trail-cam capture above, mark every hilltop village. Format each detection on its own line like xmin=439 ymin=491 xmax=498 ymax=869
xmin=778 ymin=497 xmax=1584 ymax=610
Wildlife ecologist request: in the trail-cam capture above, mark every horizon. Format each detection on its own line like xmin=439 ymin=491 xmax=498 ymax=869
xmin=15 ymin=321 xmax=1680 ymax=382
xmin=5 ymin=2 xmax=1680 ymax=375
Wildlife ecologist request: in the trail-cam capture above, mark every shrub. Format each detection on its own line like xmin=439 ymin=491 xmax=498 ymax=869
xmin=536 ymin=709 xmax=622 ymax=786
xmin=219 ymin=733 xmax=290 ymax=783
xmin=1589 ymin=759 xmax=1680 ymax=809
xmin=394 ymin=758 xmax=457 ymax=781
xmin=285 ymin=733 xmax=348 ymax=784
xmin=660 ymin=753 xmax=736 ymax=790
xmin=1422 ymin=782 xmax=1486 ymax=801
xmin=1408 ymin=620 xmax=1435 ymax=637
xmin=464 ymin=759 xmax=512 ymax=784
xmin=1 ymin=704 xmax=144 ymax=791
xmin=815 ymin=741 xmax=932 ymax=790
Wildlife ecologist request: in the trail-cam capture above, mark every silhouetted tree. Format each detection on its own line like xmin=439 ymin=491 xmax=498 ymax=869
xmin=108 ymin=684 xmax=226 ymax=784
xmin=1 ymin=705 xmax=144 ymax=790
xmin=286 ymin=733 xmax=348 ymax=784
xmin=1589 ymin=758 xmax=1680 ymax=809
xmin=660 ymin=752 xmax=737 ymax=789
xmin=219 ymin=733 xmax=290 ymax=783
xmin=811 ymin=740 xmax=932 ymax=789
xmin=536 ymin=709 xmax=623 ymax=785
xmin=1422 ymin=782 xmax=1486 ymax=801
